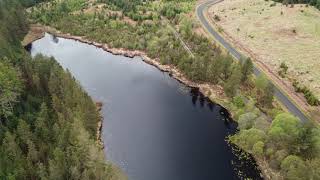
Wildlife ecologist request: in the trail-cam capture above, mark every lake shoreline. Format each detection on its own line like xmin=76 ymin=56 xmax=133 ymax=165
xmin=24 ymin=24 xmax=229 ymax=112
xmin=25 ymin=24 xmax=266 ymax=179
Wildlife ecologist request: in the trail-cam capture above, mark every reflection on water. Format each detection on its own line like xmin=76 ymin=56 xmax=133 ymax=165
xmin=52 ymin=35 xmax=59 ymax=43
xmin=30 ymin=33 xmax=262 ymax=180
xmin=190 ymin=88 xmax=215 ymax=111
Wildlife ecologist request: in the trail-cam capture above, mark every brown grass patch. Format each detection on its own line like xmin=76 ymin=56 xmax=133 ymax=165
xmin=209 ymin=0 xmax=320 ymax=99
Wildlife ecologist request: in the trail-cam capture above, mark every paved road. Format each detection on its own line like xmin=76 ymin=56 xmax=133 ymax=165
xmin=196 ymin=0 xmax=309 ymax=122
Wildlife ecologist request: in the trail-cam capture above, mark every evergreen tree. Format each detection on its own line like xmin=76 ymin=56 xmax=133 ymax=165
xmin=241 ymin=58 xmax=253 ymax=83
xmin=255 ymin=75 xmax=274 ymax=108
xmin=224 ymin=65 xmax=242 ymax=97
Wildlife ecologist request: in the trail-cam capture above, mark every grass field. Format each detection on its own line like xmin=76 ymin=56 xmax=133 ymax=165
xmin=208 ymin=0 xmax=320 ymax=98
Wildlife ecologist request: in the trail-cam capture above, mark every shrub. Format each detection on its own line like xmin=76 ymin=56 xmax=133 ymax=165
xmin=280 ymin=62 xmax=288 ymax=73
xmin=238 ymin=112 xmax=258 ymax=130
xmin=292 ymin=29 xmax=297 ymax=34
xmin=213 ymin=14 xmax=220 ymax=21
xmin=230 ymin=128 xmax=266 ymax=151
xmin=270 ymin=2 xmax=277 ymax=7
xmin=234 ymin=108 xmax=245 ymax=120
xmin=252 ymin=141 xmax=265 ymax=157
xmin=254 ymin=115 xmax=270 ymax=131
xmin=233 ymin=95 xmax=245 ymax=108
xmin=292 ymin=81 xmax=319 ymax=106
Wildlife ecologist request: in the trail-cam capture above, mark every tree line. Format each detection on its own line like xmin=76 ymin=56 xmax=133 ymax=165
xmin=0 ymin=0 xmax=117 ymax=179
xmin=274 ymin=0 xmax=320 ymax=9
xmin=30 ymin=0 xmax=272 ymax=106
xmin=27 ymin=0 xmax=320 ymax=179
xmin=231 ymin=112 xmax=320 ymax=179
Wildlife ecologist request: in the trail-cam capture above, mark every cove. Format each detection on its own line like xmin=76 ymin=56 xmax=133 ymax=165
xmin=30 ymin=33 xmax=262 ymax=180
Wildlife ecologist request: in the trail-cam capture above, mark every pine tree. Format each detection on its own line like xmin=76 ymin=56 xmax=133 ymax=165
xmin=255 ymin=75 xmax=274 ymax=108
xmin=241 ymin=58 xmax=253 ymax=83
xmin=224 ymin=65 xmax=242 ymax=98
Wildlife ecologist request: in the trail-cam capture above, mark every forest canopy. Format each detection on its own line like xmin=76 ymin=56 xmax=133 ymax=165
xmin=2 ymin=0 xmax=320 ymax=179
xmin=0 ymin=0 xmax=117 ymax=179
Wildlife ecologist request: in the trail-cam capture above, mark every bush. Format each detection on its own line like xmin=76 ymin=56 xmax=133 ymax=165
xmin=238 ymin=112 xmax=258 ymax=130
xmin=213 ymin=14 xmax=220 ymax=21
xmin=218 ymin=26 xmax=224 ymax=33
xmin=280 ymin=62 xmax=288 ymax=73
xmin=230 ymin=128 xmax=266 ymax=151
xmin=254 ymin=115 xmax=270 ymax=132
xmin=234 ymin=108 xmax=245 ymax=120
xmin=292 ymin=81 xmax=319 ymax=106
xmin=281 ymin=155 xmax=307 ymax=179
xmin=270 ymin=2 xmax=277 ymax=7
xmin=233 ymin=95 xmax=245 ymax=108
xmin=252 ymin=141 xmax=265 ymax=157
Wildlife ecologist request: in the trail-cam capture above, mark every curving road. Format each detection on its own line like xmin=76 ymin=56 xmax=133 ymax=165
xmin=196 ymin=0 xmax=309 ymax=122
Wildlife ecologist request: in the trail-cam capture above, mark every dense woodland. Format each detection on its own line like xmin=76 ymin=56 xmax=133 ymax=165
xmin=1 ymin=0 xmax=320 ymax=179
xmin=29 ymin=0 xmax=263 ymax=101
xmin=28 ymin=0 xmax=320 ymax=179
xmin=0 ymin=0 xmax=117 ymax=179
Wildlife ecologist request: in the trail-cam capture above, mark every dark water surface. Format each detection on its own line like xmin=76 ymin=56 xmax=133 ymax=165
xmin=31 ymin=34 xmax=262 ymax=180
